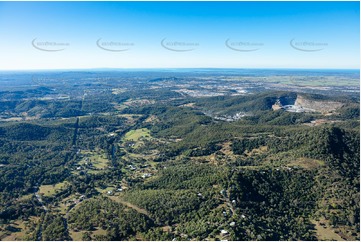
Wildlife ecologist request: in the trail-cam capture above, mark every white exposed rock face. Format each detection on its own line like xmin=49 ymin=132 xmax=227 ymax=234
xmin=273 ymin=95 xmax=344 ymax=113
xmin=294 ymin=95 xmax=343 ymax=113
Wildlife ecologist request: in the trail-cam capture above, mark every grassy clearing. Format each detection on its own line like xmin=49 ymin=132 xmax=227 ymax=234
xmin=115 ymin=114 xmax=142 ymax=125
xmin=53 ymin=194 xmax=78 ymax=215
xmin=127 ymin=152 xmax=150 ymax=159
xmin=69 ymin=230 xmax=84 ymax=241
xmin=0 ymin=217 xmax=39 ymax=241
xmin=113 ymin=104 xmax=128 ymax=111
xmin=288 ymin=158 xmax=325 ymax=169
xmin=144 ymin=115 xmax=159 ymax=123
xmin=123 ymin=128 xmax=151 ymax=142
xmin=79 ymin=150 xmax=109 ymax=169
xmin=58 ymin=202 xmax=70 ymax=215
xmin=147 ymin=160 xmax=159 ymax=168
xmin=108 ymin=196 xmax=150 ymax=217
xmin=39 ymin=181 xmax=69 ymax=197
xmin=90 ymin=154 xmax=108 ymax=169
xmin=93 ymin=228 xmax=107 ymax=236
xmin=69 ymin=227 xmax=107 ymax=241
xmin=219 ymin=142 xmax=234 ymax=155
xmin=122 ymin=128 xmax=152 ymax=148
xmin=17 ymin=194 xmax=33 ymax=202
xmin=311 ymin=220 xmax=344 ymax=241
xmin=245 ymin=145 xmax=268 ymax=156
xmin=95 ymin=186 xmax=115 ymax=194
xmin=70 ymin=228 xmax=107 ymax=240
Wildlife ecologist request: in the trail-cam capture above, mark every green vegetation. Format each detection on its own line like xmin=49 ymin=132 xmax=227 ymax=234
xmin=0 ymin=79 xmax=359 ymax=241
xmin=68 ymin=197 xmax=153 ymax=240
xmin=123 ymin=128 xmax=151 ymax=141
xmin=39 ymin=182 xmax=69 ymax=197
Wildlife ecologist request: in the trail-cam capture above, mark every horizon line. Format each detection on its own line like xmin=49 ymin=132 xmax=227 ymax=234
xmin=0 ymin=67 xmax=360 ymax=72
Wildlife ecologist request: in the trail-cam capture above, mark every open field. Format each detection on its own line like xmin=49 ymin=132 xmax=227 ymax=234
xmin=123 ymin=128 xmax=151 ymax=142
xmin=288 ymin=158 xmax=325 ymax=169
xmin=311 ymin=220 xmax=344 ymax=241
xmin=0 ymin=217 xmax=39 ymax=241
xmin=69 ymin=228 xmax=107 ymax=241
xmin=95 ymin=186 xmax=116 ymax=194
xmin=17 ymin=194 xmax=33 ymax=202
xmin=39 ymin=181 xmax=69 ymax=197
xmin=79 ymin=149 xmax=109 ymax=169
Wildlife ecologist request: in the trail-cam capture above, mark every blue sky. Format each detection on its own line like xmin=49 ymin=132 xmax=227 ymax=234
xmin=0 ymin=1 xmax=359 ymax=70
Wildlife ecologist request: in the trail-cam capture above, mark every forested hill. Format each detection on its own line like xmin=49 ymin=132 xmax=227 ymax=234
xmin=0 ymin=80 xmax=359 ymax=241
